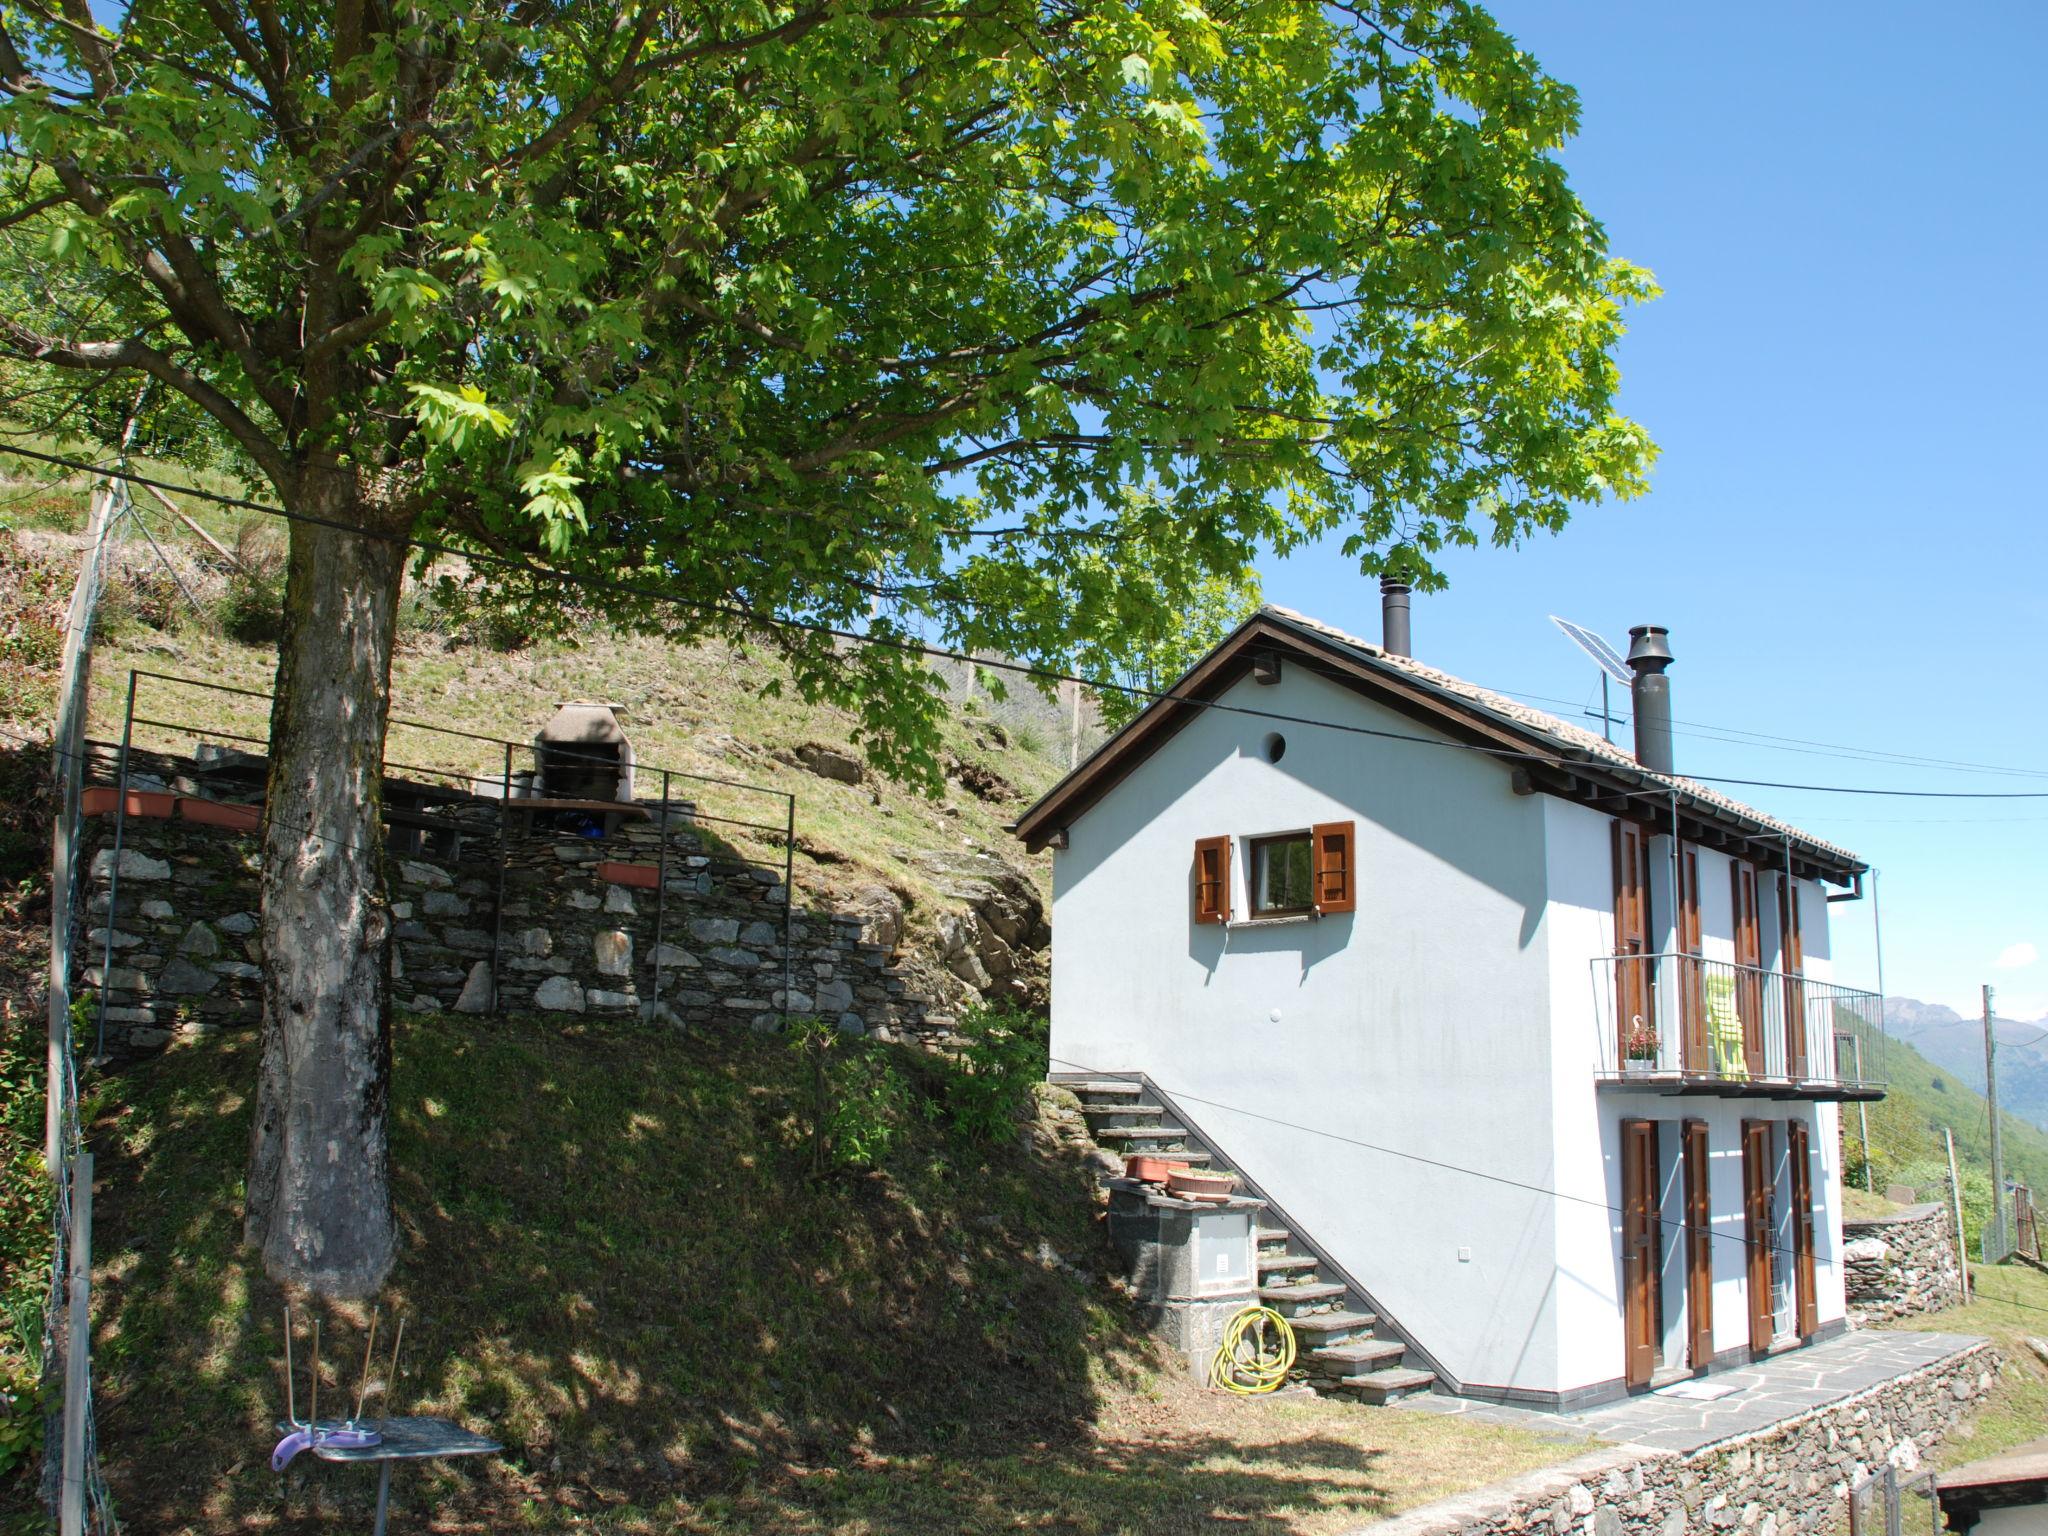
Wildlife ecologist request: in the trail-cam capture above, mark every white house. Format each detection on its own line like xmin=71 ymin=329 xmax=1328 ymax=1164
xmin=1013 ymin=598 xmax=1884 ymax=1409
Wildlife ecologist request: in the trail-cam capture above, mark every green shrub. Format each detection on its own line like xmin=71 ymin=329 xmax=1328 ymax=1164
xmin=786 ymin=1017 xmax=914 ymax=1171
xmin=939 ymin=1000 xmax=1047 ymax=1144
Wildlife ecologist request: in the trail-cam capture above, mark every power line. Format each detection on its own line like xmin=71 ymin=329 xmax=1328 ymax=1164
xmin=4 ymin=440 xmax=2045 ymax=810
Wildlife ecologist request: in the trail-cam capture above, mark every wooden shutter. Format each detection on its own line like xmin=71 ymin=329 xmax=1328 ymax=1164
xmin=1312 ymin=821 xmax=1356 ymax=914
xmin=1613 ymin=821 xmax=1654 ymax=1038
xmin=1683 ymin=1120 xmax=1714 ymax=1368
xmin=1731 ymin=863 xmax=1764 ymax=1077
xmin=1741 ymin=1120 xmax=1775 ymax=1353
xmin=1679 ymin=847 xmax=1706 ymax=1072
xmin=1193 ymin=836 xmax=1231 ymax=924
xmin=1621 ymin=1120 xmax=1661 ymax=1389
xmin=1788 ymin=1119 xmax=1818 ymax=1339
xmin=1781 ymin=874 xmax=1808 ymax=1078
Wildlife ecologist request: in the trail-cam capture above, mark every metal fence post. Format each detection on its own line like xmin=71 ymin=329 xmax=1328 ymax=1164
xmin=780 ymin=792 xmax=795 ymax=1026
xmin=650 ymin=770 xmax=670 ymax=1011
xmin=94 ymin=671 xmax=140 ymax=1060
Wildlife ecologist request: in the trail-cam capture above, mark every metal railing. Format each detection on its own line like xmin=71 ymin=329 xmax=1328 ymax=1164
xmin=1592 ymin=953 xmax=1886 ymax=1093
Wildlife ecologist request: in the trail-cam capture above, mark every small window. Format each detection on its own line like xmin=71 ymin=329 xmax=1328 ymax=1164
xmin=1248 ymin=833 xmax=1315 ymax=916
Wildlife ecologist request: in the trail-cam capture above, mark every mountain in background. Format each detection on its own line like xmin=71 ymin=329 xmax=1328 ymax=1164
xmin=1884 ymin=996 xmax=2048 ymax=1135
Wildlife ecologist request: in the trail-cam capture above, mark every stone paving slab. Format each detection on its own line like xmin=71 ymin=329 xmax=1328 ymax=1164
xmin=1399 ymin=1328 xmax=1986 ymax=1453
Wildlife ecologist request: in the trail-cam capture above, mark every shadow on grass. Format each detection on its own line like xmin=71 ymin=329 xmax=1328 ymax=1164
xmin=82 ymin=1013 xmax=1315 ymax=1533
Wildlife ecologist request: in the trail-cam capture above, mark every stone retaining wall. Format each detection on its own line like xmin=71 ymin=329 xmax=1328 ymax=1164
xmin=1354 ymin=1340 xmax=1998 ymax=1536
xmin=1843 ymin=1204 xmax=1963 ymax=1325
xmin=77 ymin=763 xmax=957 ymax=1052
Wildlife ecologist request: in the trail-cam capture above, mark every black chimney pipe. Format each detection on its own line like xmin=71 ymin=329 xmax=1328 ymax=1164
xmin=1626 ymin=625 xmax=1675 ymax=774
xmin=1380 ymin=575 xmax=1412 ymax=658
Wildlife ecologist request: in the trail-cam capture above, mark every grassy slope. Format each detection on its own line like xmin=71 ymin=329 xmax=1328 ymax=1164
xmin=51 ymin=1015 xmax=1586 ymax=1536
xmin=1875 ymin=1262 xmax=2048 ymax=1471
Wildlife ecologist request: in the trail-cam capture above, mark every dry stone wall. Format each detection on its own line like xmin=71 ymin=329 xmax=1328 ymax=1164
xmin=1842 ymin=1204 xmax=1962 ymax=1325
xmin=73 ymin=750 xmax=1018 ymax=1053
xmin=1357 ymin=1341 xmax=1998 ymax=1536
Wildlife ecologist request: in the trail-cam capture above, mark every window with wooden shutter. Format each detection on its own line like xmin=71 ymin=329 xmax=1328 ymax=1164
xmin=1312 ymin=821 xmax=1356 ymax=914
xmin=1193 ymin=835 xmax=1231 ymax=924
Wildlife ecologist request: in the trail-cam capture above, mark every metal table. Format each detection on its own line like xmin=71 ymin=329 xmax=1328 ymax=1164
xmin=287 ymin=1417 xmax=501 ymax=1535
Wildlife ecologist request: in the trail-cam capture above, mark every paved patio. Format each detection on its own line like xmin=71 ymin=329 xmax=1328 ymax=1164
xmin=1400 ymin=1328 xmax=1988 ymax=1453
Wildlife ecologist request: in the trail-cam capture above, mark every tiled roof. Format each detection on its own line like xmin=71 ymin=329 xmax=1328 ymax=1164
xmin=1260 ymin=604 xmax=1865 ymax=872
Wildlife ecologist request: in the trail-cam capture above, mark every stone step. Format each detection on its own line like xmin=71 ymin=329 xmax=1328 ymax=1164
xmin=1070 ymin=1081 xmax=1144 ymax=1099
xmin=1093 ymin=1125 xmax=1194 ymax=1145
xmin=1337 ymin=1368 xmax=1436 ymax=1406
xmin=1256 ymin=1253 xmax=1320 ymax=1276
xmin=1259 ymin=1282 xmax=1348 ymax=1316
xmin=1308 ymin=1339 xmax=1408 ymax=1378
xmin=1113 ymin=1150 xmax=1220 ymax=1170
xmin=1283 ymin=1310 xmax=1378 ymax=1342
xmin=1256 ymin=1228 xmax=1291 ymax=1246
xmin=1081 ymin=1105 xmax=1168 ymax=1130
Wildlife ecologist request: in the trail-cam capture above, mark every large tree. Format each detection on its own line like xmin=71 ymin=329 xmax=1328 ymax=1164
xmin=0 ymin=0 xmax=1654 ymax=1295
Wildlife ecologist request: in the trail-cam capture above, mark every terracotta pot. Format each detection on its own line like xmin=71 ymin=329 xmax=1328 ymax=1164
xmin=80 ymin=787 xmax=116 ymax=817
xmin=1123 ymin=1154 xmax=1190 ymax=1185
xmin=121 ymin=789 xmax=177 ymax=820
xmin=1166 ymin=1169 xmax=1238 ymax=1201
xmin=595 ymin=860 xmax=661 ymax=890
xmin=177 ymin=797 xmax=263 ymax=833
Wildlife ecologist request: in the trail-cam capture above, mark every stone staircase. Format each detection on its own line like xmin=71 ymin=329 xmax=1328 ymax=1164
xmin=1070 ymin=1079 xmax=1437 ymax=1405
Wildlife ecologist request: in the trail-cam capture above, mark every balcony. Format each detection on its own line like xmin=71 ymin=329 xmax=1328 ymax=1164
xmin=1592 ymin=954 xmax=1887 ymax=1102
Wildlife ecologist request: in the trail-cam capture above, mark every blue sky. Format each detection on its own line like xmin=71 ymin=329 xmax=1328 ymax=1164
xmin=1260 ymin=2 xmax=2048 ymax=1019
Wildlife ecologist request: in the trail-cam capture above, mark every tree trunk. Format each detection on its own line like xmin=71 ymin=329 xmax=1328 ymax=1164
xmin=243 ymin=479 xmax=405 ymax=1298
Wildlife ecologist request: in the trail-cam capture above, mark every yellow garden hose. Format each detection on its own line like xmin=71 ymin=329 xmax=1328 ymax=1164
xmin=1209 ymin=1305 xmax=1297 ymax=1395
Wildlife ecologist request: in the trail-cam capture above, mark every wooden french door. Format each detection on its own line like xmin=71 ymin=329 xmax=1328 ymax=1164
xmin=1788 ymin=1120 xmax=1818 ymax=1339
xmin=1780 ymin=875 xmax=1808 ymax=1079
xmin=1621 ymin=1119 xmax=1662 ymax=1388
xmin=1682 ymin=1120 xmax=1714 ymax=1368
xmin=1731 ymin=863 xmax=1764 ymax=1076
xmin=1678 ymin=847 xmax=1706 ymax=1072
xmin=1741 ymin=1120 xmax=1776 ymax=1353
xmin=1614 ymin=823 xmax=1655 ymax=1056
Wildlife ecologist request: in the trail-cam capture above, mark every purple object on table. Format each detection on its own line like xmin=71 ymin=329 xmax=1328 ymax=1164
xmin=271 ymin=1421 xmax=382 ymax=1470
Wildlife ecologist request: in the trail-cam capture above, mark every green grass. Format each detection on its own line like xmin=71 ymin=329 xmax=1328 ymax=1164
xmin=7 ymin=1014 xmax=1590 ymax=1535
xmin=1876 ymin=1261 xmax=2048 ymax=1471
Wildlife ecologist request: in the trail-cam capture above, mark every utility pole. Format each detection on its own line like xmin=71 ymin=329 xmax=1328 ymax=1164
xmin=1985 ymin=983 xmax=2007 ymax=1258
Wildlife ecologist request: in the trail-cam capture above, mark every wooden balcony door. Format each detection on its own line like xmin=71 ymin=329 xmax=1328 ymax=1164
xmin=1682 ymin=1119 xmax=1714 ymax=1368
xmin=1678 ymin=847 xmax=1706 ymax=1072
xmin=1731 ymin=863 xmax=1765 ymax=1076
xmin=1741 ymin=1120 xmax=1776 ymax=1353
xmin=1780 ymin=874 xmax=1808 ymax=1079
xmin=1788 ymin=1119 xmax=1818 ymax=1339
xmin=1614 ymin=822 xmax=1655 ymax=1057
xmin=1621 ymin=1119 xmax=1662 ymax=1389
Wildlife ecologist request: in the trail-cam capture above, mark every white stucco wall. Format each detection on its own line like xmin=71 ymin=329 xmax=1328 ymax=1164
xmin=1048 ymin=665 xmax=1565 ymax=1394
xmin=1543 ymin=795 xmax=1849 ymax=1386
xmin=1047 ymin=659 xmax=1857 ymax=1400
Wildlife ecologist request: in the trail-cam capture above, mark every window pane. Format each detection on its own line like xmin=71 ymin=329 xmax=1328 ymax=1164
xmin=1253 ymin=836 xmax=1313 ymax=913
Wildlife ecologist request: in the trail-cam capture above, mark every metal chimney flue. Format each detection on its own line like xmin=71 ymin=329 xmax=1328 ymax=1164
xmin=1626 ymin=625 xmax=1675 ymax=775
xmin=1380 ymin=576 xmax=1412 ymax=659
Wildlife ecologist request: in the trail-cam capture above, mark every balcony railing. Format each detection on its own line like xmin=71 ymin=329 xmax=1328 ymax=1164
xmin=1591 ymin=954 xmax=1887 ymax=1100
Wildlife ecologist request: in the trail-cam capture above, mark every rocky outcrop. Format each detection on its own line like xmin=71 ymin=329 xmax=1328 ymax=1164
xmin=899 ymin=847 xmax=1050 ymax=1012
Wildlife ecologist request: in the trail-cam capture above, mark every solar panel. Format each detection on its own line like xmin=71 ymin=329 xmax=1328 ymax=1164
xmin=1548 ymin=616 xmax=1632 ymax=685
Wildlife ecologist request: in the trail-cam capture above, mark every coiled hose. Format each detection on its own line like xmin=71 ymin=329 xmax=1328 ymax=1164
xmin=1209 ymin=1305 xmax=1297 ymax=1395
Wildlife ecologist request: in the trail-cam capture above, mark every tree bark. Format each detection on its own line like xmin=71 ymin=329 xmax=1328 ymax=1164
xmin=243 ymin=476 xmax=405 ymax=1298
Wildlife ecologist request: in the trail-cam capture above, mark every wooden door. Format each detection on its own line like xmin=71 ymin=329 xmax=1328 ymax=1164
xmin=1780 ymin=875 xmax=1807 ymax=1078
xmin=1678 ymin=847 xmax=1706 ymax=1072
xmin=1683 ymin=1119 xmax=1714 ymax=1368
xmin=1741 ymin=1120 xmax=1775 ymax=1353
xmin=1788 ymin=1119 xmax=1818 ymax=1339
xmin=1622 ymin=1119 xmax=1662 ymax=1388
xmin=1731 ymin=863 xmax=1764 ymax=1077
xmin=1614 ymin=822 xmax=1655 ymax=1058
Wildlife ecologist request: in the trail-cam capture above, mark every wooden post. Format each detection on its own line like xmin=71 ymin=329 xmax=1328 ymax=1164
xmin=59 ymin=1151 xmax=94 ymax=1536
xmin=1945 ymin=1127 xmax=1969 ymax=1301
xmin=45 ymin=484 xmax=116 ymax=1175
